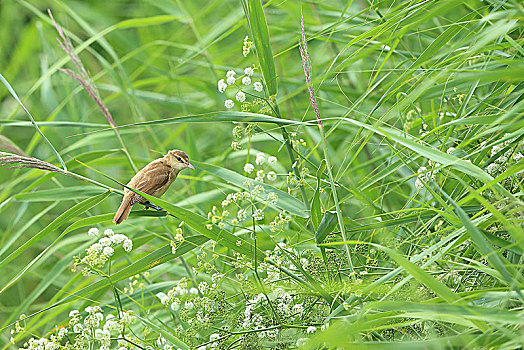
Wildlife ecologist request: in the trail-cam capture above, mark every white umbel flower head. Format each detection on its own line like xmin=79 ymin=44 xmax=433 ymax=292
xmin=253 ymin=82 xmax=263 ymax=92
xmin=267 ymin=171 xmax=277 ymax=181
xmin=244 ymin=67 xmax=254 ymax=76
xmin=88 ymin=228 xmax=99 ymax=237
xmin=255 ymin=152 xmax=265 ymax=165
xmin=103 ymin=246 xmax=114 ymax=257
xmin=242 ymin=76 xmax=251 ymax=85
xmin=235 ymin=91 xmax=246 ymax=102
xmin=225 ymin=99 xmax=234 ymax=109
xmin=244 ymin=163 xmax=254 ymax=173
xmin=226 ymin=70 xmax=236 ymax=78
xmin=226 ymin=76 xmax=236 ymax=85
xmin=268 ymin=156 xmax=277 ymax=164
xmin=218 ymin=79 xmax=227 ymax=93
xmin=123 ymin=239 xmax=133 ymax=252
xmin=306 ymin=326 xmax=317 ymax=334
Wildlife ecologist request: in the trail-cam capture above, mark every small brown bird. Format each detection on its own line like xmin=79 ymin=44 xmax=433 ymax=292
xmin=113 ymin=150 xmax=194 ymax=224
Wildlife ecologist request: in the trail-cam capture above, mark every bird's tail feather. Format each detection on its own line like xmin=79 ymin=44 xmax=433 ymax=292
xmin=113 ymin=198 xmax=132 ymax=224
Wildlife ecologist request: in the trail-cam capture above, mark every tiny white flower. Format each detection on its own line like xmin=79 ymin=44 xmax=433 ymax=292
xmin=103 ymin=229 xmax=114 ymax=237
xmin=160 ymin=295 xmax=169 ymax=305
xmin=268 ymin=156 xmax=277 ymax=164
xmin=306 ymin=326 xmax=317 ymax=334
xmin=267 ymin=171 xmax=277 ymax=181
xmin=88 ymin=228 xmax=99 ymax=237
xmin=210 ymin=333 xmax=220 ymax=341
xmin=237 ymin=209 xmax=247 ymax=221
xmin=244 ymin=163 xmax=255 ymax=173
xmin=235 ymin=91 xmax=246 ymax=102
xmin=253 ymin=82 xmax=263 ymax=92
xmin=103 ymin=246 xmax=114 ymax=257
xmin=217 ymin=79 xmax=227 ymax=93
xmin=255 ymin=169 xmax=265 ymax=181
xmin=109 ymin=234 xmax=124 ymax=244
xmin=267 ymin=192 xmax=278 ymax=205
xmin=69 ymin=310 xmax=80 ymax=317
xmin=415 ymin=178 xmax=424 ymax=190
xmin=255 ymin=152 xmax=265 ymax=165
xmin=242 ymin=76 xmax=251 ymax=85
xmin=123 ymin=239 xmax=133 ymax=252
xmin=226 ymin=76 xmax=236 ymax=85
xmin=189 ymin=287 xmax=199 ymax=295
xmin=252 ymin=208 xmax=264 ymax=221
xmin=244 ymin=67 xmax=254 ymax=76
xmin=184 ymin=301 xmax=194 ymax=310
xmin=99 ymin=237 xmax=111 ymax=246
xmin=446 ymin=147 xmax=455 ymax=154
xmin=226 ymin=70 xmax=236 ymax=77
xmin=225 ymin=99 xmax=234 ymax=109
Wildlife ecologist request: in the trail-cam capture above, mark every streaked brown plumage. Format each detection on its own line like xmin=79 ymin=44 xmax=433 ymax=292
xmin=113 ymin=150 xmax=194 ymax=224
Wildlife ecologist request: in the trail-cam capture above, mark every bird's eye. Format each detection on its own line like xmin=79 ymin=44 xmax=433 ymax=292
xmin=176 ymin=156 xmax=182 ymax=162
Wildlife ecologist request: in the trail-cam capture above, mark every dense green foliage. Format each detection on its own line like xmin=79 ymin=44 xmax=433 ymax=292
xmin=0 ymin=0 xmax=523 ymax=349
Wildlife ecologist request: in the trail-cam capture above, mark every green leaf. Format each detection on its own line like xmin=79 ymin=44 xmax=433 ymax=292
xmin=311 ymin=160 xmax=326 ymax=231
xmin=315 ymin=211 xmax=338 ymax=244
xmin=241 ymin=0 xmax=278 ymax=97
xmin=14 ymin=186 xmax=107 ymax=201
xmin=117 ymin=111 xmax=308 ymax=130
xmin=195 ymin=161 xmax=308 ymax=218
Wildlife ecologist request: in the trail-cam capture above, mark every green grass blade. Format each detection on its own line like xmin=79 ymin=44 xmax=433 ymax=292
xmin=241 ymin=0 xmax=278 ymax=97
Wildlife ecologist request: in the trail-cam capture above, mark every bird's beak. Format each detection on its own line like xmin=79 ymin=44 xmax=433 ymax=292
xmin=186 ymin=163 xmax=195 ymax=170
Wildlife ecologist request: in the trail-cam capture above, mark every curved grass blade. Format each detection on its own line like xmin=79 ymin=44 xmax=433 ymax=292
xmin=14 ymin=186 xmax=107 ymax=202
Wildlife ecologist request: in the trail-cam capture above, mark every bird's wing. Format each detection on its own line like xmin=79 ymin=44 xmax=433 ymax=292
xmin=126 ymin=160 xmax=172 ymax=204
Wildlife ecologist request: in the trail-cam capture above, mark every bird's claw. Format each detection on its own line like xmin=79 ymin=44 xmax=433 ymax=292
xmin=144 ymin=201 xmax=164 ymax=211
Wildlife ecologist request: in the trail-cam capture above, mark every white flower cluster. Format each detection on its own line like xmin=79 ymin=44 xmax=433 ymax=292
xmin=242 ymin=35 xmax=254 ymax=57
xmin=14 ymin=306 xmax=136 ymax=350
xmin=219 ymin=67 xmax=260 ymax=109
xmin=269 ymin=211 xmax=292 ymax=233
xmin=414 ymin=160 xmax=441 ymax=190
xmin=73 ymin=228 xmax=133 ymax=275
xmin=156 ymin=278 xmax=202 ymax=312
xmin=170 ymin=227 xmax=185 ymax=254
xmin=244 ymin=153 xmax=278 ymax=182
xmin=217 ymin=36 xmax=266 ymax=111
